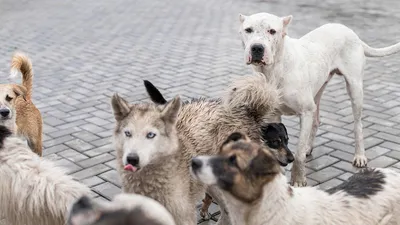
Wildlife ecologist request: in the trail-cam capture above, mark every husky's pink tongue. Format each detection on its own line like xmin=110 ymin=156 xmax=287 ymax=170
xmin=124 ymin=164 xmax=138 ymax=172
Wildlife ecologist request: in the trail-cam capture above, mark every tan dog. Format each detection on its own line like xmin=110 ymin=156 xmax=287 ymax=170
xmin=0 ymin=52 xmax=42 ymax=155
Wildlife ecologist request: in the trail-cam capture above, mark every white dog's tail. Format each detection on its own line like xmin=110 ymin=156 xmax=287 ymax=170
xmin=362 ymin=40 xmax=400 ymax=57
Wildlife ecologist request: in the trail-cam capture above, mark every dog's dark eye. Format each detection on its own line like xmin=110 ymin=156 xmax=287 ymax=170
xmin=228 ymin=155 xmax=237 ymax=166
xmin=244 ymin=28 xmax=253 ymax=33
xmin=146 ymin=132 xmax=156 ymax=139
xmin=267 ymin=140 xmax=281 ymax=148
xmin=5 ymin=95 xmax=12 ymax=102
xmin=124 ymin=131 xmax=132 ymax=137
xmin=268 ymin=29 xmax=276 ymax=35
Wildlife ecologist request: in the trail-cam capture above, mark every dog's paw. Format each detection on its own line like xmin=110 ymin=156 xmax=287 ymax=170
xmin=291 ymin=179 xmax=307 ymax=187
xmin=352 ymin=155 xmax=367 ymax=168
xmin=199 ymin=209 xmax=211 ymax=220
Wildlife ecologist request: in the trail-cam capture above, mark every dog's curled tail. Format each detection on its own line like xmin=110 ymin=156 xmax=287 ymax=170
xmin=362 ymin=40 xmax=400 ymax=57
xmin=10 ymin=52 xmax=34 ymax=100
xmin=224 ymin=73 xmax=281 ymax=118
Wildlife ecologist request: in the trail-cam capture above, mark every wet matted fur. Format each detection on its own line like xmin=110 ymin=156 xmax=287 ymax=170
xmin=0 ymin=52 xmax=43 ymax=155
xmin=111 ymin=73 xmax=283 ymax=225
xmin=0 ymin=125 xmax=90 ymax=225
xmin=191 ymin=132 xmax=400 ymax=225
xmin=68 ymin=193 xmax=176 ymax=225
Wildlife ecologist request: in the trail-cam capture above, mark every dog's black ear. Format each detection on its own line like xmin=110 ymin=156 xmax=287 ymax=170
xmin=111 ymin=93 xmax=131 ymax=121
xmin=260 ymin=123 xmax=279 ymax=140
xmin=143 ymin=80 xmax=167 ymax=105
xmin=0 ymin=125 xmax=12 ymax=149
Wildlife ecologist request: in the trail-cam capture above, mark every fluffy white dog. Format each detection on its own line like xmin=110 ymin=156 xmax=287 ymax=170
xmin=0 ymin=125 xmax=91 ymax=225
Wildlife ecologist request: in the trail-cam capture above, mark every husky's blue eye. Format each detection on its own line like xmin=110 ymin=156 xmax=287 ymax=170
xmin=124 ymin=131 xmax=132 ymax=137
xmin=146 ymin=132 xmax=156 ymax=139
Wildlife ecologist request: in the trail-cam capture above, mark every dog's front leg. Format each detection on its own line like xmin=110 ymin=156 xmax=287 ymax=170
xmin=290 ymin=110 xmax=315 ymax=187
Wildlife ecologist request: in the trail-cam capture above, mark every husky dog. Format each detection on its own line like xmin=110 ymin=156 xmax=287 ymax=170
xmin=0 ymin=125 xmax=90 ymax=225
xmin=67 ymin=193 xmax=176 ymax=225
xmin=111 ymin=73 xmax=289 ymax=225
xmin=191 ymin=132 xmax=400 ymax=225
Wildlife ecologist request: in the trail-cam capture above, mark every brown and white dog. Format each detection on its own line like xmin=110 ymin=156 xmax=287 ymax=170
xmin=0 ymin=52 xmax=42 ymax=155
xmin=191 ymin=132 xmax=400 ymax=225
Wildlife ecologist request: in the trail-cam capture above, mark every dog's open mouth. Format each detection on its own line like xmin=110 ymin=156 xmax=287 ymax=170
xmin=252 ymin=60 xmax=266 ymax=66
xmin=124 ymin=164 xmax=141 ymax=172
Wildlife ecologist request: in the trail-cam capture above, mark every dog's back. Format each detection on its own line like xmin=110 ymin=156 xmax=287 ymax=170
xmin=0 ymin=125 xmax=90 ymax=225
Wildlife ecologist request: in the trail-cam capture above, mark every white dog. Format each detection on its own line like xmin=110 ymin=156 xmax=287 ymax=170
xmin=238 ymin=12 xmax=400 ymax=186
xmin=191 ymin=132 xmax=400 ymax=225
xmin=0 ymin=125 xmax=91 ymax=225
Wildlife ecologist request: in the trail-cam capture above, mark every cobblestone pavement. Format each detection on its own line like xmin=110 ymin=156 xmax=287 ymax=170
xmin=1 ymin=0 xmax=400 ymax=224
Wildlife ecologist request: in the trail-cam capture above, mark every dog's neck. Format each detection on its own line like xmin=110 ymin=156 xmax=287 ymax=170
xmin=223 ymin=173 xmax=292 ymax=225
xmin=252 ymin=36 xmax=294 ymax=83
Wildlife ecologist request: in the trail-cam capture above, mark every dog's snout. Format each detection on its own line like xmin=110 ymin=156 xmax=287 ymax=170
xmin=0 ymin=108 xmax=10 ymax=118
xmin=191 ymin=158 xmax=203 ymax=170
xmin=251 ymin=44 xmax=264 ymax=56
xmin=73 ymin=196 xmax=92 ymax=212
xmin=126 ymin=153 xmax=140 ymax=166
xmin=287 ymin=151 xmax=295 ymax=163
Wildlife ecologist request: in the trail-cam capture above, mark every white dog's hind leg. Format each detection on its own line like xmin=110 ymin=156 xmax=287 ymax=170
xmin=291 ymin=110 xmax=315 ymax=187
xmin=306 ymin=80 xmax=330 ymax=156
xmin=345 ymin=77 xmax=367 ymax=167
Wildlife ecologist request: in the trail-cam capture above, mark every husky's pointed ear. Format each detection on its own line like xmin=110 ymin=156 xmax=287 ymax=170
xmin=161 ymin=95 xmax=181 ymax=125
xmin=111 ymin=93 xmax=130 ymax=121
xmin=143 ymin=80 xmax=167 ymax=104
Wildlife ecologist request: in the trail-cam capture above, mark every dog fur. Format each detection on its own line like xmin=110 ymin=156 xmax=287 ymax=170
xmin=238 ymin=12 xmax=400 ymax=186
xmin=68 ymin=193 xmax=176 ymax=225
xmin=0 ymin=52 xmax=42 ymax=155
xmin=111 ymin=73 xmax=285 ymax=225
xmin=0 ymin=125 xmax=91 ymax=225
xmin=191 ymin=132 xmax=400 ymax=225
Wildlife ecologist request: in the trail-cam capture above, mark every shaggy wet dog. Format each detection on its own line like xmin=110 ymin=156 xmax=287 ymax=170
xmin=67 ymin=193 xmax=176 ymax=225
xmin=192 ymin=132 xmax=400 ymax=225
xmin=0 ymin=125 xmax=90 ymax=225
xmin=111 ymin=73 xmax=291 ymax=225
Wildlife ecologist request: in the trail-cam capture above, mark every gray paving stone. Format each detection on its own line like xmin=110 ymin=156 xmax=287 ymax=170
xmin=306 ymin=155 xmax=339 ymax=171
xmin=318 ymin=178 xmax=343 ymax=191
xmin=329 ymin=150 xmax=354 ymax=163
xmin=76 ymin=153 xmax=115 ymax=168
xmin=365 ymin=146 xmax=390 ymax=160
xmin=337 ymin=172 xmax=354 ymax=181
xmin=92 ymin=182 xmax=121 ymax=201
xmin=72 ymin=164 xmax=112 ymax=180
xmin=308 ymin=167 xmax=345 ymax=183
xmin=368 ymin=156 xmax=398 ymax=168
xmin=81 ymin=176 xmax=105 ymax=188
xmin=53 ymin=159 xmax=83 ymax=175
xmin=98 ymin=170 xmax=122 ymax=187
xmin=58 ymin=149 xmax=89 ymax=162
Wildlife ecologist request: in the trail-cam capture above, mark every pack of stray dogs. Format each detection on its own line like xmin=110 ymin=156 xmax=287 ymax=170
xmin=1 ymin=11 xmax=400 ymax=225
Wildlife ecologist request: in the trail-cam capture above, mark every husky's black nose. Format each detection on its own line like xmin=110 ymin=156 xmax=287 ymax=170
xmin=191 ymin=158 xmax=203 ymax=170
xmin=0 ymin=108 xmax=10 ymax=118
xmin=126 ymin=153 xmax=140 ymax=166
